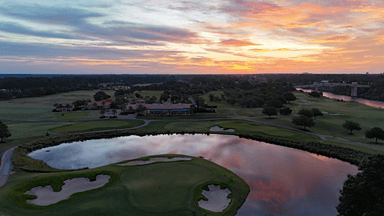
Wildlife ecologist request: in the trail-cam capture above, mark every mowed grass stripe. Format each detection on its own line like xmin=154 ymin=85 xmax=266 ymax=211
xmin=50 ymin=120 xmax=145 ymax=132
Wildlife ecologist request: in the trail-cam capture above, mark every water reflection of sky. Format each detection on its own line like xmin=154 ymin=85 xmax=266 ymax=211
xmin=296 ymin=88 xmax=384 ymax=109
xmin=28 ymin=134 xmax=358 ymax=215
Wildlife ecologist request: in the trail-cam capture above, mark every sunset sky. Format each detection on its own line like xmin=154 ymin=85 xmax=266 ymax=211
xmin=0 ymin=0 xmax=383 ymax=74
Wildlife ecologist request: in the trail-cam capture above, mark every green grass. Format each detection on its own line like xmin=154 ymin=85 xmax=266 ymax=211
xmin=4 ymin=121 xmax=67 ymax=139
xmin=50 ymin=120 xmax=145 ymax=132
xmin=134 ymin=120 xmax=320 ymax=142
xmin=0 ymin=155 xmax=249 ymax=216
xmin=0 ymin=90 xmax=116 ymax=121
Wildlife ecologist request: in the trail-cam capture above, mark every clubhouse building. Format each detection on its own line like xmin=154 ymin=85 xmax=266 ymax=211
xmin=126 ymin=101 xmax=191 ymax=115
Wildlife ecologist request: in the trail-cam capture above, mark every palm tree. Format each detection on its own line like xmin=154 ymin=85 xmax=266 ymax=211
xmin=112 ymin=109 xmax=117 ymax=116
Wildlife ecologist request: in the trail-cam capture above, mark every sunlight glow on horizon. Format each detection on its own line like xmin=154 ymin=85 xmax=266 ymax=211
xmin=0 ymin=0 xmax=383 ymax=74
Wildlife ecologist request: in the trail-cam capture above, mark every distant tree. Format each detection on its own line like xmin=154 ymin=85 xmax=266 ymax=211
xmin=209 ymin=94 xmax=214 ymax=102
xmin=342 ymin=120 xmax=362 ymax=134
xmin=221 ymin=94 xmax=226 ymax=101
xmin=279 ymin=107 xmax=292 ymax=115
xmin=160 ymin=94 xmax=169 ymax=102
xmin=227 ymin=98 xmax=237 ymax=106
xmin=112 ymin=109 xmax=117 ymax=116
xmin=262 ymin=107 xmax=278 ymax=118
xmin=311 ymin=108 xmax=323 ymax=119
xmin=266 ymin=100 xmax=283 ymax=108
xmin=190 ymin=105 xmax=196 ymax=115
xmin=93 ymin=102 xmax=97 ymax=108
xmin=365 ymin=127 xmax=384 ymax=143
xmin=101 ymin=101 xmax=106 ymax=108
xmin=0 ymin=121 xmax=11 ymax=142
xmin=274 ymin=95 xmax=287 ymax=104
xmin=292 ymin=115 xmax=315 ymax=130
xmin=298 ymin=109 xmax=314 ymax=118
xmin=119 ymin=104 xmax=126 ymax=112
xmin=93 ymin=91 xmax=111 ymax=101
xmin=283 ymin=92 xmax=296 ymax=103
xmin=135 ymin=93 xmax=141 ymax=99
xmin=337 ymin=154 xmax=384 ymax=215
xmin=54 ymin=103 xmax=58 ymax=108
xmin=309 ymin=91 xmax=322 ymax=97
xmin=128 ymin=106 xmax=134 ymax=113
xmin=100 ymin=108 xmax=106 ymax=117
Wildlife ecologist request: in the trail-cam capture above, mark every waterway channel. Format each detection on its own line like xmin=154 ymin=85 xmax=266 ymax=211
xmin=28 ymin=134 xmax=358 ymax=215
xmin=296 ymin=88 xmax=384 ymax=109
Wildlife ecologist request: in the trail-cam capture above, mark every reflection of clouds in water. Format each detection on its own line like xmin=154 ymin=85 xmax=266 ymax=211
xmin=29 ymin=134 xmax=358 ymax=216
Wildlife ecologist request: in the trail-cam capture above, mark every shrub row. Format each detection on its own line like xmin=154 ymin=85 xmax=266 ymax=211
xmin=237 ymin=134 xmax=372 ymax=166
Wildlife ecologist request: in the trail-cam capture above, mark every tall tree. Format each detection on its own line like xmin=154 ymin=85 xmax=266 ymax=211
xmin=342 ymin=120 xmax=362 ymax=134
xmin=292 ymin=115 xmax=315 ymax=130
xmin=266 ymin=100 xmax=283 ymax=108
xmin=311 ymin=108 xmax=323 ymax=119
xmin=0 ymin=121 xmax=11 ymax=142
xmin=262 ymin=107 xmax=278 ymax=118
xmin=365 ymin=127 xmax=384 ymax=143
xmin=93 ymin=91 xmax=111 ymax=101
xmin=337 ymin=155 xmax=384 ymax=215
xmin=298 ymin=109 xmax=314 ymax=118
xmin=100 ymin=108 xmax=106 ymax=117
xmin=279 ymin=107 xmax=292 ymax=115
xmin=209 ymin=94 xmax=214 ymax=102
xmin=112 ymin=109 xmax=117 ymax=116
xmin=283 ymin=92 xmax=296 ymax=103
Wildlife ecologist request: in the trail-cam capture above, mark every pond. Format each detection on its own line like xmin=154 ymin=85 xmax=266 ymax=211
xmin=296 ymin=88 xmax=384 ymax=109
xmin=28 ymin=134 xmax=358 ymax=215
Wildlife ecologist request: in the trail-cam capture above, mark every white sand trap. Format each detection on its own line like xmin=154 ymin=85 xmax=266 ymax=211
xmin=118 ymin=157 xmax=191 ymax=166
xmin=198 ymin=184 xmax=231 ymax=212
xmin=321 ymin=111 xmax=328 ymax=114
xmin=24 ymin=174 xmax=110 ymax=206
xmin=210 ymin=126 xmax=234 ymax=132
xmin=330 ymin=113 xmax=341 ymax=116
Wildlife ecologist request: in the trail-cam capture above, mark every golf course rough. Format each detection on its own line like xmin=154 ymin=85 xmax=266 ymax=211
xmin=3 ymin=154 xmax=250 ymax=216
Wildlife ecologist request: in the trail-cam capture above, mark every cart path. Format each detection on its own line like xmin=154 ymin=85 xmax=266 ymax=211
xmin=0 ymin=146 xmax=16 ymax=188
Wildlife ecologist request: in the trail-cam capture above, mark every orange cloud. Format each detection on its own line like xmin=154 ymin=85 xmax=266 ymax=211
xmin=219 ymin=39 xmax=261 ymax=47
xmin=309 ymin=36 xmax=349 ymax=43
xmin=250 ymin=48 xmax=294 ymax=52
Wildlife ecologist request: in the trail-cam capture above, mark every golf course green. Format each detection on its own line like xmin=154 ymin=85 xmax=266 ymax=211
xmin=0 ymin=154 xmax=250 ymax=216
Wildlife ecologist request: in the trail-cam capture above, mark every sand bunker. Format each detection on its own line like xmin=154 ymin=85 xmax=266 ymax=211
xmin=118 ymin=157 xmax=191 ymax=166
xmin=24 ymin=174 xmax=110 ymax=206
xmin=210 ymin=126 xmax=234 ymax=132
xmin=198 ymin=184 xmax=231 ymax=212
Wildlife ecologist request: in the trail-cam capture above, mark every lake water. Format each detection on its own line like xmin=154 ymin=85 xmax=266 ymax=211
xmin=28 ymin=134 xmax=358 ymax=215
xmin=296 ymin=88 xmax=384 ymax=109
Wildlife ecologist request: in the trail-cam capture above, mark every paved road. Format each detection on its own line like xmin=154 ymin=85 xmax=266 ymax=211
xmin=0 ymin=146 xmax=16 ymax=188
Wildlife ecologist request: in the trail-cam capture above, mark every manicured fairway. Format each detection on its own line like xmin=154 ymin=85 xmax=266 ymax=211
xmin=0 ymin=90 xmax=115 ymax=121
xmin=0 ymin=155 xmax=250 ymax=216
xmin=50 ymin=120 xmax=145 ymax=132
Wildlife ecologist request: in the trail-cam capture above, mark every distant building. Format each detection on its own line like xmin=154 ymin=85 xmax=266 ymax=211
xmin=86 ymin=99 xmax=114 ymax=110
xmin=126 ymin=102 xmax=191 ymax=115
